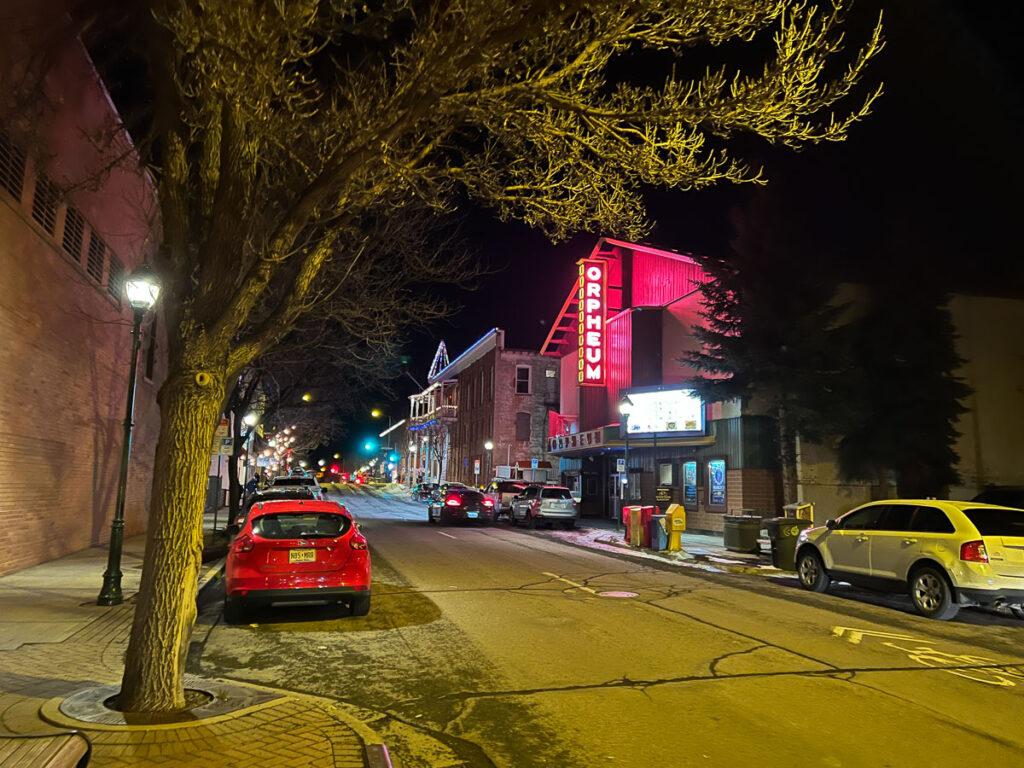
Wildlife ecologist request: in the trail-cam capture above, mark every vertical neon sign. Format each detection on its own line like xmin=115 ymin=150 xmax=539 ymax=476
xmin=577 ymin=258 xmax=607 ymax=386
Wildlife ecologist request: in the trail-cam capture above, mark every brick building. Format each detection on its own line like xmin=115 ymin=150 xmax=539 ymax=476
xmin=0 ymin=8 xmax=163 ymax=574
xmin=407 ymin=331 xmax=559 ymax=485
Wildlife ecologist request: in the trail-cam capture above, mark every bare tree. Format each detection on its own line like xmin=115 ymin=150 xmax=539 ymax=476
xmin=52 ymin=0 xmax=884 ymax=710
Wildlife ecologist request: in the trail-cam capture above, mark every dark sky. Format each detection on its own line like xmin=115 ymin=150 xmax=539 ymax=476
xmin=399 ymin=0 xmax=1024 ymax=399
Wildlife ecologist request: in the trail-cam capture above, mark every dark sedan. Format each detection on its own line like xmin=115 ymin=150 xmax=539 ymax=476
xmin=427 ymin=488 xmax=496 ymax=524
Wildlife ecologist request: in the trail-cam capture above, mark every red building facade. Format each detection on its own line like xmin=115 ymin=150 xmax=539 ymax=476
xmin=543 ymin=239 xmax=780 ymax=533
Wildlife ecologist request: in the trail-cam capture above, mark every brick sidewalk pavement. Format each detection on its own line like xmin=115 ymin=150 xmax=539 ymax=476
xmin=0 ymin=543 xmax=373 ymax=767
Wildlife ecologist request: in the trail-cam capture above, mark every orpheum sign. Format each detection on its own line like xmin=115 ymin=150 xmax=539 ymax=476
xmin=577 ymin=258 xmax=607 ymax=386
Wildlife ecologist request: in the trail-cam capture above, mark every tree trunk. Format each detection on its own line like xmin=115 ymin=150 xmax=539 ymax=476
xmin=778 ymin=413 xmax=799 ymax=507
xmin=119 ymin=369 xmax=225 ymax=712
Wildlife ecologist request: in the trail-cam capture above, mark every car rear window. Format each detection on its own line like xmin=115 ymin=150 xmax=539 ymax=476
xmin=249 ymin=490 xmax=315 ymax=508
xmin=252 ymin=513 xmax=350 ymax=539
xmin=273 ymin=477 xmax=315 ymax=487
xmin=500 ymin=483 xmax=526 ymax=493
xmin=972 ymin=490 xmax=1024 ymax=509
xmin=962 ymin=508 xmax=1024 ymax=537
xmin=456 ymin=490 xmax=484 ymax=503
xmin=541 ymin=488 xmax=572 ymax=499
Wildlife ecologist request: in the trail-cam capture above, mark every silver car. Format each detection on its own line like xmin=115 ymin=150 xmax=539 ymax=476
xmin=510 ymin=485 xmax=578 ymax=530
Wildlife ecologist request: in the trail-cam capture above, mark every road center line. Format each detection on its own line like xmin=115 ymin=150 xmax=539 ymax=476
xmin=542 ymin=571 xmax=598 ymax=594
xmin=436 ymin=531 xmax=457 ymax=539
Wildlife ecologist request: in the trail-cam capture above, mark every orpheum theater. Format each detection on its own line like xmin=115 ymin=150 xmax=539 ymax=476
xmin=542 ymin=238 xmax=780 ymax=534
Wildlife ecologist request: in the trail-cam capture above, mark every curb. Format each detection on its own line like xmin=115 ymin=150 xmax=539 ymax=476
xmin=197 ymin=555 xmax=226 ymax=596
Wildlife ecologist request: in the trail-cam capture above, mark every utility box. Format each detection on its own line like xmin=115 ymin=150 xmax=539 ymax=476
xmin=649 ymin=515 xmax=668 ymax=551
xmin=664 ymin=504 xmax=686 ymax=551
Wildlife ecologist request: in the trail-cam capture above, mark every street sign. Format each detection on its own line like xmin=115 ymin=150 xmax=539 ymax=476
xmin=256 ymin=456 xmax=272 ymax=467
xmin=616 ymin=458 xmax=626 ymax=473
xmin=474 ymin=459 xmax=481 ymax=475
xmin=216 ymin=438 xmax=233 ymax=456
xmin=531 ymin=458 xmax=539 ymax=469
xmin=214 ymin=418 xmax=230 ymax=440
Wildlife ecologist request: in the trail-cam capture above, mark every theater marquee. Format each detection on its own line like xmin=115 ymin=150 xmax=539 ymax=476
xmin=577 ymin=258 xmax=607 ymax=386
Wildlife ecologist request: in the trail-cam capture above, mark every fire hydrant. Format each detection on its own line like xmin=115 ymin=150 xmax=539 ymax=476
xmin=665 ymin=503 xmax=686 ymax=551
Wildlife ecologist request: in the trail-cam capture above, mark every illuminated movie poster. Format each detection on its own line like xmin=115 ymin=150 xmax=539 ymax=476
xmin=708 ymin=459 xmax=726 ymax=507
xmin=683 ymin=460 xmax=698 ymax=506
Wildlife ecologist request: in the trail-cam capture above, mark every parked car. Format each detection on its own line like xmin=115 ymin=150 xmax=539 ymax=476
xmin=795 ymin=499 xmax=1024 ymax=620
xmin=427 ymin=487 xmax=496 ymax=524
xmin=269 ymin=474 xmax=324 ymax=499
xmin=972 ymin=487 xmax=1024 ymax=510
xmin=412 ymin=482 xmax=438 ymax=501
xmin=510 ymin=485 xmax=579 ymax=529
xmin=484 ymin=480 xmax=527 ymax=518
xmin=426 ymin=481 xmax=467 ymax=502
xmin=224 ymin=499 xmax=371 ymax=623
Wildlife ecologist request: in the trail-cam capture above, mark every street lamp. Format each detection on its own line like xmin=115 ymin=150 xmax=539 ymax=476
xmin=618 ymin=395 xmax=634 ymax=526
xmin=484 ymin=440 xmax=494 ymax=484
xmin=98 ymin=264 xmax=161 ymax=606
xmin=243 ymin=412 xmax=258 ymax=427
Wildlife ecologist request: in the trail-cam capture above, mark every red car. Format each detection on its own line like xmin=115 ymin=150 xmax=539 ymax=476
xmin=225 ymin=499 xmax=371 ymax=623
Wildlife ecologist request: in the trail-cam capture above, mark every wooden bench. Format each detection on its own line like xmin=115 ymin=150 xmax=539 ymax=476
xmin=0 ymin=731 xmax=90 ymax=767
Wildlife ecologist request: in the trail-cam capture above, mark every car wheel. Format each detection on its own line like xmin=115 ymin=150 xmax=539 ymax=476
xmin=1010 ymin=605 xmax=1024 ymax=621
xmin=510 ymin=509 xmax=519 ymax=527
xmin=909 ymin=565 xmax=959 ymax=621
xmin=796 ymin=549 xmax=830 ymax=593
xmin=428 ymin=506 xmax=435 ymax=523
xmin=349 ymin=593 xmax=371 ymax=617
xmin=223 ymin=596 xmax=246 ymax=625
xmin=526 ymin=513 xmax=538 ymax=530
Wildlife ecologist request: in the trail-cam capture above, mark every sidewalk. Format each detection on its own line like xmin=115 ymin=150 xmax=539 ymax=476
xmin=0 ymin=533 xmax=376 ymax=767
xmin=540 ymin=517 xmax=795 ymax=578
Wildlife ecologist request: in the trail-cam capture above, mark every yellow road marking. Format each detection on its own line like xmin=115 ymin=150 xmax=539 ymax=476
xmin=542 ymin=571 xmax=598 ymax=594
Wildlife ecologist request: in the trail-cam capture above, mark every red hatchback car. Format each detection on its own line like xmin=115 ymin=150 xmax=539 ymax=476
xmin=225 ymin=499 xmax=371 ymax=623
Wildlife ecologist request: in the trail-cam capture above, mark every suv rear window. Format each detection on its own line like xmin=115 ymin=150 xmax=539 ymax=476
xmin=540 ymin=488 xmax=572 ymax=499
xmin=500 ymin=483 xmax=526 ymax=493
xmin=253 ymin=513 xmax=350 ymax=539
xmin=273 ymin=477 xmax=315 ymax=487
xmin=962 ymin=508 xmax=1024 ymax=537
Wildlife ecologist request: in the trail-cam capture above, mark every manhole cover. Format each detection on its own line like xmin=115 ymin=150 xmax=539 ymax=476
xmin=597 ymin=591 xmax=639 ymax=598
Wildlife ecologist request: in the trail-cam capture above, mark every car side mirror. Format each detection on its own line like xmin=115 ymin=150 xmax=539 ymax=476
xmin=825 ymin=519 xmax=838 ymax=530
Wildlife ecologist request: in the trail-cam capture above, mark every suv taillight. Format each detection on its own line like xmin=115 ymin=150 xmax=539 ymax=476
xmin=960 ymin=540 xmax=989 ymax=563
xmin=234 ymin=534 xmax=254 ymax=553
xmin=445 ymin=497 xmax=461 ymax=506
xmin=482 ymin=499 xmax=494 ymax=507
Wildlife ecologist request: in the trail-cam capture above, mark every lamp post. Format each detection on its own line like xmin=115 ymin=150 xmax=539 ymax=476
xmin=98 ymin=264 xmax=161 ymax=606
xmin=484 ymin=440 xmax=494 ymax=486
xmin=617 ymin=395 xmax=634 ymax=530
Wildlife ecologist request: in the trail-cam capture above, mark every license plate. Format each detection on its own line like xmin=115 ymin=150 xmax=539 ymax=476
xmin=289 ymin=549 xmax=316 ymax=563
xmin=467 ymin=511 xmax=478 ymax=518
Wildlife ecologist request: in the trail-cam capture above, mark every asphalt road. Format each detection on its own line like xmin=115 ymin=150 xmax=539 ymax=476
xmin=193 ymin=486 xmax=1024 ymax=768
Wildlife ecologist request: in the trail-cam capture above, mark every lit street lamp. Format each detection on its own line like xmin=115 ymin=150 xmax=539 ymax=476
xmin=484 ymin=440 xmax=494 ymax=484
xmin=98 ymin=264 xmax=161 ymax=606
xmin=618 ymin=395 xmax=634 ymax=531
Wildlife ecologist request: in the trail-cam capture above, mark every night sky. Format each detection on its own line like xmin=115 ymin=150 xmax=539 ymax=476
xmin=399 ymin=0 xmax=1023 ymax=394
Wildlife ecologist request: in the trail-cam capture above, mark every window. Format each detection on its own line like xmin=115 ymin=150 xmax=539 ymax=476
xmin=86 ymin=232 xmax=106 ymax=283
xmin=144 ymin=315 xmax=158 ymax=380
xmin=872 ymin=504 xmax=914 ymax=531
xmin=253 ymin=513 xmax=350 ymax=539
xmin=0 ymin=133 xmax=26 ymax=200
xmin=515 ymin=365 xmax=531 ymax=394
xmin=107 ymin=254 xmax=125 ymax=301
xmin=515 ymin=412 xmax=531 ymax=441
xmin=31 ymin=174 xmax=58 ymax=234
xmin=540 ymin=488 xmax=572 ymax=499
xmin=839 ymin=506 xmax=885 ymax=531
xmin=962 ymin=507 xmax=1024 ymax=537
xmin=490 ymin=365 xmax=494 ymax=399
xmin=910 ymin=506 xmax=956 ymax=534
xmin=62 ymin=206 xmax=85 ymax=260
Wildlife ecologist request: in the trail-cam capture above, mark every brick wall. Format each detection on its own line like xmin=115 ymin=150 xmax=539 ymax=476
xmin=0 ymin=34 xmax=162 ymax=575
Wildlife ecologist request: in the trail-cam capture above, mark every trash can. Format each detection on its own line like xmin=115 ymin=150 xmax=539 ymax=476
xmin=723 ymin=514 xmax=763 ymax=554
xmin=649 ymin=515 xmax=668 ymax=551
xmin=764 ymin=517 xmax=816 ymax=570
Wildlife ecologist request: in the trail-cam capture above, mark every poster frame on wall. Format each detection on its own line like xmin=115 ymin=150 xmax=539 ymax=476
xmin=619 ymin=384 xmax=707 ymax=438
xmin=706 ymin=455 xmax=727 ymax=512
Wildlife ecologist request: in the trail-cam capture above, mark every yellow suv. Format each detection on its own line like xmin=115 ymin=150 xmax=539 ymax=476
xmin=795 ymin=499 xmax=1024 ymax=620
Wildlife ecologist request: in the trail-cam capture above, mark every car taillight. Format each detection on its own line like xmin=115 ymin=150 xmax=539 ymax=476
xmin=445 ymin=497 xmax=461 ymax=506
xmin=234 ymin=534 xmax=254 ymax=553
xmin=960 ymin=540 xmax=989 ymax=563
xmin=350 ymin=535 xmax=368 ymax=550
xmin=482 ymin=499 xmax=494 ymax=507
